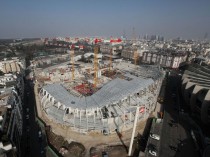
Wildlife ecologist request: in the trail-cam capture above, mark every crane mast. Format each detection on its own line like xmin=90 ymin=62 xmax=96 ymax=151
xmin=94 ymin=46 xmax=99 ymax=88
xmin=134 ymin=50 xmax=138 ymax=67
xmin=70 ymin=50 xmax=75 ymax=80
xmin=109 ymin=48 xmax=112 ymax=71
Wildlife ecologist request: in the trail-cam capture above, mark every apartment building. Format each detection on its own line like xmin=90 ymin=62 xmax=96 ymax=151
xmin=141 ymin=51 xmax=187 ymax=68
xmin=0 ymin=58 xmax=25 ymax=74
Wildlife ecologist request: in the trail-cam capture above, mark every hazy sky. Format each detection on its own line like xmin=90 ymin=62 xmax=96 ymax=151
xmin=0 ymin=0 xmax=210 ymax=39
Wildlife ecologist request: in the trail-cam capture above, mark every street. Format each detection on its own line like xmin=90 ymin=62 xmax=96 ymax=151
xmin=22 ymin=78 xmax=47 ymax=157
xmin=158 ymin=72 xmax=200 ymax=157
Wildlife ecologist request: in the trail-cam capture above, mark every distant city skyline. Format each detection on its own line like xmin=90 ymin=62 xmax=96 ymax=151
xmin=0 ymin=0 xmax=210 ymax=39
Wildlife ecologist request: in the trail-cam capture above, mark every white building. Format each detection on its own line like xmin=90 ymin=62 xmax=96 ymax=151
xmin=142 ymin=51 xmax=187 ymax=68
xmin=0 ymin=74 xmax=25 ymax=156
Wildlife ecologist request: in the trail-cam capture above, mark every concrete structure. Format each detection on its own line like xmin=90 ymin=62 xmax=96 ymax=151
xmin=181 ymin=64 xmax=210 ymax=125
xmin=38 ymin=61 xmax=164 ymax=134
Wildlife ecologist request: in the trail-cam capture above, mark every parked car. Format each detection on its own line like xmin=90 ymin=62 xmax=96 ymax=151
xmin=150 ymin=133 xmax=160 ymax=140
xmin=26 ymin=114 xmax=29 ymax=120
xmin=149 ymin=149 xmax=157 ymax=156
xmin=148 ymin=145 xmax=157 ymax=157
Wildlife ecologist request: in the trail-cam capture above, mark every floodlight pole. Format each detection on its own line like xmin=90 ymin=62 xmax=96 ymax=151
xmin=128 ymin=106 xmax=139 ymax=156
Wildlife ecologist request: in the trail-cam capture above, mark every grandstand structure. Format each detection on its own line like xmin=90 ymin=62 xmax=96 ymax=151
xmin=182 ymin=64 xmax=210 ymax=125
xmin=38 ymin=61 xmax=164 ymax=134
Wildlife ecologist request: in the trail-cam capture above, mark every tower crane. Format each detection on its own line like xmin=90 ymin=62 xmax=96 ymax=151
xmin=134 ymin=50 xmax=138 ymax=68
xmin=70 ymin=49 xmax=75 ymax=80
xmin=94 ymin=46 xmax=99 ymax=88
xmin=109 ymin=48 xmax=112 ymax=72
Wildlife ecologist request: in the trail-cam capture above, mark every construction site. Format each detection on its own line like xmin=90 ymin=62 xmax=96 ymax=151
xmin=35 ymin=45 xmax=164 ymax=136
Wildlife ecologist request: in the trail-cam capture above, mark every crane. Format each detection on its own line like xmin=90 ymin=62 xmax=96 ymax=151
xmin=133 ymin=50 xmax=138 ymax=68
xmin=109 ymin=48 xmax=112 ymax=72
xmin=94 ymin=46 xmax=99 ymax=88
xmin=70 ymin=50 xmax=75 ymax=80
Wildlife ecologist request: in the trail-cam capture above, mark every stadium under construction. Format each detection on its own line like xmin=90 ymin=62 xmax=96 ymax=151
xmin=37 ymin=48 xmax=164 ymax=135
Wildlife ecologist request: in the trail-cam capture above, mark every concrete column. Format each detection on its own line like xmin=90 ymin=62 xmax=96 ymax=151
xmin=150 ymin=53 xmax=153 ymax=63
xmin=57 ymin=102 xmax=61 ymax=108
xmin=154 ymin=54 xmax=157 ymax=64
xmin=43 ymin=97 xmax=49 ymax=108
xmin=41 ymin=95 xmax=46 ymax=104
xmin=52 ymin=97 xmax=55 ymax=104
xmin=157 ymin=55 xmax=160 ymax=64
xmin=86 ymin=109 xmax=88 ymax=131
xmin=79 ymin=110 xmax=81 ymax=132
xmin=145 ymin=53 xmax=148 ymax=63
xmin=39 ymin=88 xmax=43 ymax=95
xmin=63 ymin=108 xmax=67 ymax=121
xmin=73 ymin=112 xmax=75 ymax=129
